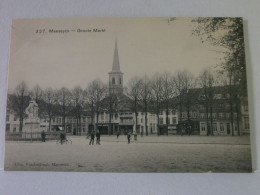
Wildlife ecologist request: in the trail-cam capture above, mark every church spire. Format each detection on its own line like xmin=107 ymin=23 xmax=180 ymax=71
xmin=109 ymin=39 xmax=123 ymax=95
xmin=112 ymin=39 xmax=120 ymax=72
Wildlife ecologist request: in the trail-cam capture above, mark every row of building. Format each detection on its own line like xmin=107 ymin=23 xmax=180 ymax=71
xmin=5 ymin=40 xmax=250 ymax=136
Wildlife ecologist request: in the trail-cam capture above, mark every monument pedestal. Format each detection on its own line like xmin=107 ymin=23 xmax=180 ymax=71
xmin=23 ymin=121 xmax=41 ymax=139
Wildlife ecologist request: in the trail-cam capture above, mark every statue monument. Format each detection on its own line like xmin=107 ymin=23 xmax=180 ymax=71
xmin=23 ymin=100 xmax=41 ymax=137
xmin=25 ymin=100 xmax=39 ymax=122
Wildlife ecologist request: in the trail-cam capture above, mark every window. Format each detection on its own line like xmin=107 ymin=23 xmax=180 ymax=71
xmin=244 ymin=117 xmax=250 ymax=129
xmin=119 ymin=78 xmax=122 ymax=85
xmin=193 ymin=112 xmax=198 ymax=118
xmin=200 ymin=113 xmax=205 ymax=119
xmin=141 ymin=118 xmax=143 ymax=123
xmin=166 ymin=117 xmax=170 ymax=124
xmin=212 ymin=123 xmax=217 ymax=131
xmin=112 ymin=77 xmax=115 ymax=85
xmin=83 ymin=128 xmax=85 ymax=132
xmin=219 ymin=113 xmax=224 ymax=119
xmin=13 ymin=127 xmax=16 ymax=132
xmin=226 ymin=113 xmax=230 ymax=119
xmin=172 ymin=117 xmax=177 ymax=124
xmin=14 ymin=116 xmax=17 ymax=121
xmin=201 ymin=123 xmax=206 ymax=131
xmin=159 ymin=111 xmax=163 ymax=115
xmin=6 ymin=124 xmax=10 ymax=132
xmin=115 ymin=114 xmax=118 ymax=119
xmin=220 ymin=123 xmax=224 ymax=131
xmin=244 ymin=105 xmax=248 ymax=112
xmin=212 ymin=113 xmax=217 ymax=119
xmin=159 ymin=118 xmax=163 ymax=125
xmin=101 ymin=114 xmax=104 ymax=120
xmin=83 ymin=117 xmax=86 ymax=122
xmin=6 ymin=115 xmax=9 ymax=121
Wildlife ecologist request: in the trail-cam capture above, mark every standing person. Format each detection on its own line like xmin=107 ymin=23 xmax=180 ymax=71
xmin=60 ymin=132 xmax=65 ymax=144
xmin=116 ymin=131 xmax=120 ymax=139
xmin=127 ymin=132 xmax=131 ymax=144
xmin=134 ymin=132 xmax=137 ymax=141
xmin=41 ymin=130 xmax=46 ymax=142
xmin=89 ymin=130 xmax=95 ymax=145
xmin=96 ymin=130 xmax=101 ymax=145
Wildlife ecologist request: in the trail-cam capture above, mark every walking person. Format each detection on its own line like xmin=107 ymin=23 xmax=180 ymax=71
xmin=116 ymin=131 xmax=120 ymax=139
xmin=127 ymin=132 xmax=131 ymax=144
xmin=96 ymin=130 xmax=101 ymax=145
xmin=41 ymin=130 xmax=46 ymax=142
xmin=89 ymin=130 xmax=95 ymax=145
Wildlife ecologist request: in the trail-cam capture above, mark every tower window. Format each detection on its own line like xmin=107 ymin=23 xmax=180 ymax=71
xmin=112 ymin=77 xmax=115 ymax=85
xmin=119 ymin=78 xmax=121 ymax=85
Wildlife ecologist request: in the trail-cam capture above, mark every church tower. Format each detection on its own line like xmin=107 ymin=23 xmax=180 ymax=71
xmin=109 ymin=40 xmax=124 ymax=94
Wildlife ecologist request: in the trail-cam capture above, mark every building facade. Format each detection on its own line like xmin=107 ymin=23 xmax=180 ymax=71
xmin=5 ymin=41 xmax=250 ymax=136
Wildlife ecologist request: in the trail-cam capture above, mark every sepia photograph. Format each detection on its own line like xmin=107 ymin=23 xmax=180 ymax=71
xmin=4 ymin=17 xmax=252 ymax=172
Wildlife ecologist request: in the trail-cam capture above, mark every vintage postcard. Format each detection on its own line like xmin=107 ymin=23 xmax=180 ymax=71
xmin=5 ymin=17 xmax=252 ymax=172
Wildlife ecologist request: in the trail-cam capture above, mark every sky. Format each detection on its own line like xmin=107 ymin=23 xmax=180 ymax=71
xmin=8 ymin=18 xmax=225 ymax=92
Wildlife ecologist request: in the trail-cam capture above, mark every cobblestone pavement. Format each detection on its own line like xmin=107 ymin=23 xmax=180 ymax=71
xmin=5 ymin=135 xmax=252 ymax=172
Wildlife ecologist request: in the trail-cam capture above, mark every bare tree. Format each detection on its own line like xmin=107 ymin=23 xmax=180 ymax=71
xmin=198 ymin=69 xmax=216 ymax=135
xmin=72 ymin=86 xmax=84 ymax=135
xmin=13 ymin=82 xmax=29 ymax=132
xmin=150 ymin=73 xmax=164 ymax=135
xmin=31 ymin=84 xmax=43 ymax=103
xmin=126 ymin=77 xmax=142 ymax=134
xmin=87 ymin=79 xmax=107 ymax=131
xmin=172 ymin=71 xmax=185 ymax=128
xmin=161 ymin=72 xmax=175 ymax=136
xmin=57 ymin=87 xmax=71 ymax=132
xmin=107 ymin=89 xmax=119 ymax=135
xmin=43 ymin=87 xmax=56 ymax=132
xmin=139 ymin=75 xmax=152 ymax=136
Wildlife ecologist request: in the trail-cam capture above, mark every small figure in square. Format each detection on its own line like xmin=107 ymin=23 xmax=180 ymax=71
xmin=96 ymin=130 xmax=101 ymax=145
xmin=134 ymin=133 xmax=137 ymax=141
xmin=116 ymin=131 xmax=120 ymax=139
xmin=127 ymin=132 xmax=131 ymax=144
xmin=41 ymin=130 xmax=46 ymax=142
xmin=60 ymin=132 xmax=65 ymax=144
xmin=89 ymin=130 xmax=95 ymax=145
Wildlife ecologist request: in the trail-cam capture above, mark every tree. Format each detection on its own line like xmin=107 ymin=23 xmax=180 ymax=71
xmin=71 ymin=86 xmax=84 ymax=135
xmin=126 ymin=77 xmax=142 ymax=134
xmin=43 ymin=87 xmax=56 ymax=132
xmin=57 ymin=87 xmax=71 ymax=132
xmin=161 ymin=72 xmax=175 ymax=136
xmin=172 ymin=71 xmax=185 ymax=127
xmin=150 ymin=73 xmax=164 ymax=135
xmin=139 ymin=75 xmax=152 ymax=136
xmin=106 ymin=89 xmax=119 ymax=135
xmin=31 ymin=84 xmax=43 ymax=103
xmin=198 ymin=69 xmax=217 ymax=135
xmin=193 ymin=18 xmax=247 ymax=136
xmin=87 ymin=79 xmax=107 ymax=131
xmin=10 ymin=82 xmax=29 ymax=132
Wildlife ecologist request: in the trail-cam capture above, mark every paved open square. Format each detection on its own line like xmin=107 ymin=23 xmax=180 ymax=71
xmin=5 ymin=135 xmax=252 ymax=172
